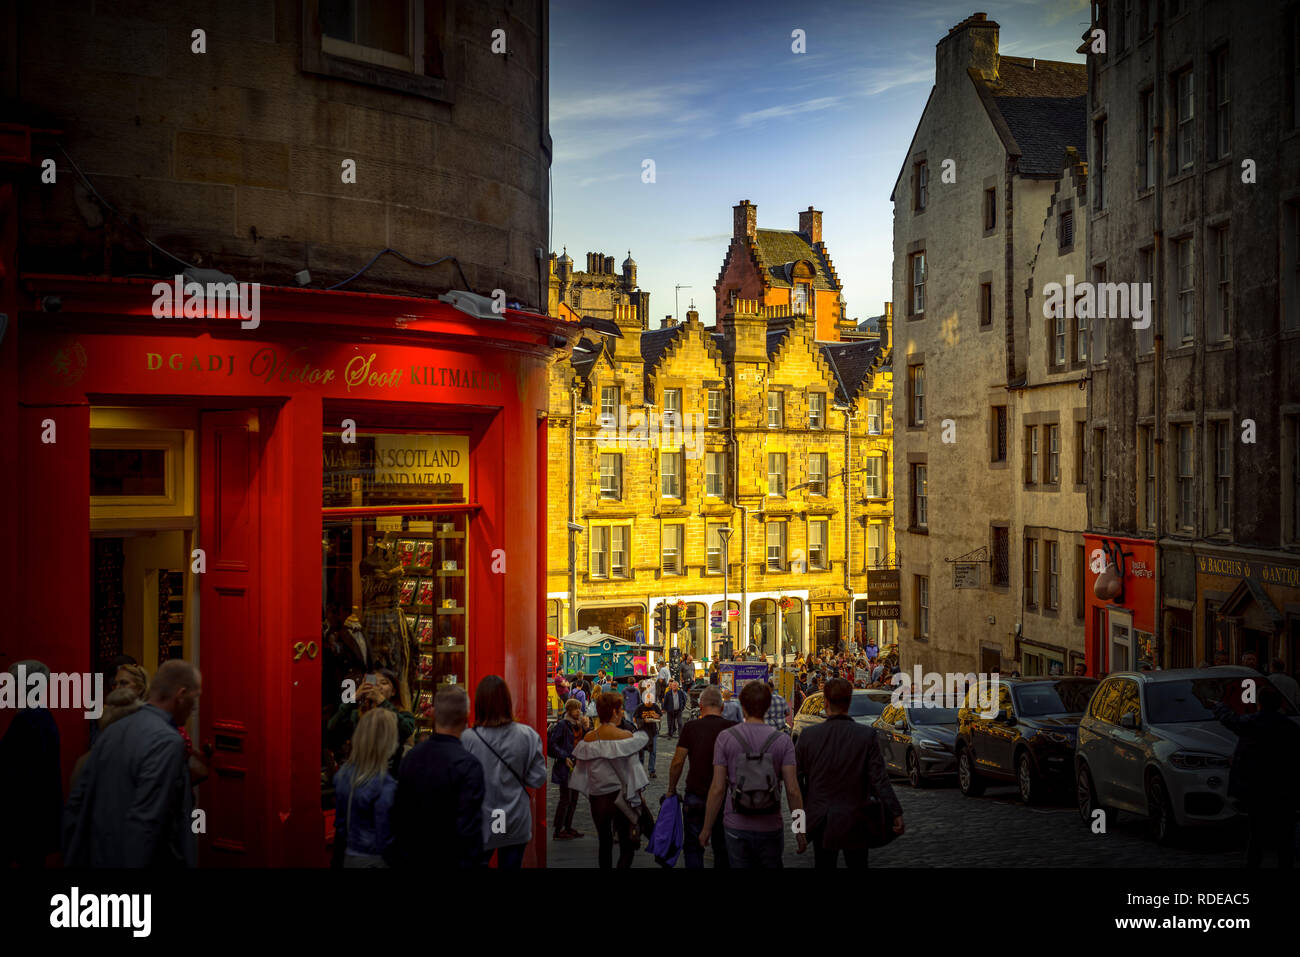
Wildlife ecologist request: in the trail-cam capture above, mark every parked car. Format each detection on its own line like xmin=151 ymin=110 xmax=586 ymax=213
xmin=791 ymin=688 xmax=892 ymax=743
xmin=873 ymin=698 xmax=959 ymax=787
xmin=955 ymin=676 xmax=1099 ymax=804
xmin=1075 ymin=666 xmax=1300 ymax=844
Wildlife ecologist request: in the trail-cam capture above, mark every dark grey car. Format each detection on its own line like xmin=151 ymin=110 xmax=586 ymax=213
xmin=874 ymin=699 xmax=959 ymax=787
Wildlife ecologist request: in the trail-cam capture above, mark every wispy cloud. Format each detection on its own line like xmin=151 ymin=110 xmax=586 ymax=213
xmin=736 ymin=96 xmax=842 ymax=127
xmin=550 ymin=82 xmax=706 ymax=124
xmin=684 ymin=232 xmax=731 ymax=243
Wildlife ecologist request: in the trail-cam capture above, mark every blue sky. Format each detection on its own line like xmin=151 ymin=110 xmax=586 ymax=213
xmin=549 ymin=0 xmax=1090 ymax=327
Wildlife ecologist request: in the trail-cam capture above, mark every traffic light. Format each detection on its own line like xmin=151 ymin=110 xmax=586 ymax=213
xmin=655 ymin=604 xmax=667 ymax=636
xmin=669 ymin=606 xmax=681 ymax=634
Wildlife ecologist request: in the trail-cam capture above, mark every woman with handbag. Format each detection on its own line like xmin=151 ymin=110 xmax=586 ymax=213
xmin=570 ymin=693 xmax=651 ymax=868
xmin=462 ymin=675 xmax=547 ymax=868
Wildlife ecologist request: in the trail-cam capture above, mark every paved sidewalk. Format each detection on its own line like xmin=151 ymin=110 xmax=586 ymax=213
xmin=544 ymin=727 xmax=813 ymax=868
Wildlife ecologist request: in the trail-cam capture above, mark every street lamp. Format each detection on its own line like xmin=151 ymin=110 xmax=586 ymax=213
xmin=717 ymin=526 xmax=732 ymax=661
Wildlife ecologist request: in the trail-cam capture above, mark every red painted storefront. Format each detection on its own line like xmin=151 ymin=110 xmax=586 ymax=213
xmin=1 ymin=274 xmax=575 ymax=866
xmin=1083 ymin=535 xmax=1158 ymax=676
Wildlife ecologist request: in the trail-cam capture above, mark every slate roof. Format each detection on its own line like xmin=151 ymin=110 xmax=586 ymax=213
xmin=975 ymin=56 xmax=1087 ymax=176
xmin=819 ymin=339 xmax=884 ymax=404
xmin=639 ymin=325 xmax=686 ymax=400
xmin=753 ymin=229 xmax=840 ymax=290
xmin=766 ymin=325 xmax=791 ymax=359
xmin=570 ymin=336 xmax=604 ymax=378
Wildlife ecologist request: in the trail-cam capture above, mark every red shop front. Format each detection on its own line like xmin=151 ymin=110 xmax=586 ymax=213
xmin=1083 ymin=535 xmax=1158 ymax=676
xmin=1 ymin=275 xmax=576 ymax=867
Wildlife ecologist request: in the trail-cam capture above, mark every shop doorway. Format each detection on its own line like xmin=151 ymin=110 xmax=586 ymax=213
xmin=814 ymin=615 xmax=840 ymax=654
xmin=1239 ymin=628 xmax=1271 ymax=667
xmin=1109 ymin=609 xmax=1134 ymax=673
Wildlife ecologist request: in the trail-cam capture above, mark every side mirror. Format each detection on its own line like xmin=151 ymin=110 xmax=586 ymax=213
xmin=995 ymin=709 xmax=1009 ymax=723
xmin=1119 ymin=712 xmax=1138 ymax=729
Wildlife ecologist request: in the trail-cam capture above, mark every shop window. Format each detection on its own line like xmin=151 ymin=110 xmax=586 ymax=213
xmin=782 ymin=598 xmax=804 ymax=658
xmin=750 ymin=599 xmax=777 ymax=658
xmin=322 ymin=430 xmax=467 ymax=508
xmin=682 ymin=602 xmax=708 ymax=659
xmin=577 ymin=605 xmax=645 ymax=644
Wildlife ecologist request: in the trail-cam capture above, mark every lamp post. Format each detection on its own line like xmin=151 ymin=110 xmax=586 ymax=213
xmin=718 ymin=525 xmax=732 ymax=661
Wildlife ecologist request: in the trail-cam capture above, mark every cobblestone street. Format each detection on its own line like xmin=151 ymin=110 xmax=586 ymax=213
xmin=545 ymin=733 xmax=1279 ymax=868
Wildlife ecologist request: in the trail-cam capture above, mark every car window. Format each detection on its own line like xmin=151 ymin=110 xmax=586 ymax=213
xmin=1089 ymin=679 xmax=1123 ymax=724
xmin=850 ymin=694 xmax=887 ymax=717
xmin=1015 ymin=679 xmax=1099 ymax=716
xmin=878 ymin=705 xmax=899 ymax=727
xmin=1146 ymin=676 xmax=1299 ymax=723
xmin=1118 ymin=679 xmax=1141 ymax=723
xmin=911 ymin=706 xmax=959 ymax=724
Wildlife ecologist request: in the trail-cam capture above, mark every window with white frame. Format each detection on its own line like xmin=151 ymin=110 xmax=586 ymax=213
xmin=661 ymin=451 xmax=683 ymax=499
xmin=707 ymin=523 xmax=726 ymax=574
xmin=1047 ymin=424 xmax=1060 ymax=484
xmin=766 ymin=522 xmax=787 ymax=571
xmin=914 ymin=161 xmax=928 ymax=211
xmin=592 ymin=525 xmax=631 ymax=579
xmin=1026 ymin=426 xmax=1039 ymax=485
xmin=768 ymin=453 xmax=787 ymax=497
xmin=705 ymin=451 xmax=727 ymax=498
xmin=599 ymin=453 xmax=622 ymax=500
xmin=1140 ymin=89 xmax=1156 ymax=189
xmin=1177 ymin=424 xmax=1195 ymax=531
xmin=912 ymin=464 xmax=928 ymax=528
xmin=909 ymin=365 xmax=925 ymax=426
xmin=807 ymin=453 xmax=827 ymax=496
xmin=591 ymin=526 xmax=609 ymax=578
xmin=1211 ymin=226 xmax=1230 ymax=341
xmin=319 ymin=0 xmax=417 ymax=72
xmin=793 ymin=283 xmax=810 ymax=316
xmin=707 ymin=389 xmax=724 ymax=428
xmin=1212 ymin=420 xmax=1231 ymax=532
xmin=600 ymin=385 xmax=618 ymax=426
xmin=1025 ymin=537 xmax=1040 ymax=608
xmin=1076 ymin=307 xmax=1088 ymax=362
xmin=1175 ymin=68 xmax=1195 ymax=172
xmin=867 ymin=523 xmax=886 ymax=568
xmin=867 ymin=398 xmax=883 ymax=434
xmin=910 ymin=252 xmax=926 ymax=314
xmin=1054 ymin=304 xmax=1067 ymax=365
xmin=1048 ymin=541 xmax=1060 ymax=611
xmin=662 ymin=524 xmax=684 ymax=575
xmin=767 ymin=391 xmax=784 ymax=428
xmin=1141 ymin=425 xmax=1156 ymax=529
xmin=916 ymin=576 xmax=929 ymax=637
xmin=1211 ymin=47 xmax=1230 ymax=160
xmin=808 ymin=393 xmax=825 ymax=430
xmin=865 ymin=456 xmax=884 ymax=499
xmin=1176 ymin=238 xmax=1195 ymax=342
xmin=663 ymin=388 xmax=682 ymax=425
xmin=809 ymin=520 xmax=828 ymax=570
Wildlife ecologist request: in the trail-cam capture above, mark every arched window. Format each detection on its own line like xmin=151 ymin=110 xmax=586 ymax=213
xmin=750 ymin=599 xmax=777 ymax=659
xmin=781 ymin=598 xmax=803 ymax=658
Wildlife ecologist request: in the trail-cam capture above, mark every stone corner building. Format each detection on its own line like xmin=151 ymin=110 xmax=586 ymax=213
xmin=891 ymin=12 xmax=1091 ymax=677
xmin=546 ymin=202 xmax=895 ymax=660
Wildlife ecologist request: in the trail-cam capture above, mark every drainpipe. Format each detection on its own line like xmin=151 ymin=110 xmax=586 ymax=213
xmin=1152 ymin=13 xmax=1166 ymax=666
xmin=844 ymin=404 xmax=853 ymax=650
xmin=569 ymin=384 xmax=578 ymax=634
xmin=727 ymin=366 xmax=746 ymax=656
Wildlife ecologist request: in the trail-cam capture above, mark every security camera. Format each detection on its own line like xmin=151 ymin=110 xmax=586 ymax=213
xmin=41 ymin=296 xmax=62 ymax=313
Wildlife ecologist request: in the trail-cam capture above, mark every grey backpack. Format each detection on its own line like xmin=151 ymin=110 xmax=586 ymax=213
xmin=726 ymin=726 xmax=783 ymax=816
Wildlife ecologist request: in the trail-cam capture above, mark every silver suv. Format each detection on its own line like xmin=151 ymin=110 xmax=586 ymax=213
xmin=1075 ymin=666 xmax=1300 ymax=844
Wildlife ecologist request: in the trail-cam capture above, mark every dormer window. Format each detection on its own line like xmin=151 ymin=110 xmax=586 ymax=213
xmin=793 ymin=283 xmax=810 ymax=315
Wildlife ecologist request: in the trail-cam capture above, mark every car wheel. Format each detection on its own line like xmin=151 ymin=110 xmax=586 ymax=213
xmin=1075 ymin=761 xmax=1114 ymax=827
xmin=1146 ymin=771 xmax=1178 ymax=845
xmin=1017 ymin=751 xmax=1042 ymax=805
xmin=957 ymin=747 xmax=985 ymax=796
xmin=906 ymin=749 xmax=923 ymax=788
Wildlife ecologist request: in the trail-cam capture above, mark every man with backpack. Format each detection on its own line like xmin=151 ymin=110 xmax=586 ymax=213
xmin=700 ymin=680 xmax=806 ymax=867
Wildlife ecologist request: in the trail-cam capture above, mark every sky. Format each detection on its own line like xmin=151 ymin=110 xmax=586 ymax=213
xmin=549 ymin=0 xmax=1090 ymax=327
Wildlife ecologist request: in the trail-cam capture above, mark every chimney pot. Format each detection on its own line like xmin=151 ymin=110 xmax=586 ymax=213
xmin=733 ymin=200 xmax=757 ymax=241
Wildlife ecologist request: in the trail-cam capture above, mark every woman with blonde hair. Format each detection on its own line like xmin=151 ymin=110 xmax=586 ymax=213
xmin=112 ymin=664 xmax=149 ymax=698
xmin=332 ymin=707 xmax=398 ymax=867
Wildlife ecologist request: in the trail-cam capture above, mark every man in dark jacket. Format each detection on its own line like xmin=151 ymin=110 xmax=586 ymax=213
xmin=795 ymin=678 xmax=903 ymax=867
xmin=64 ymin=660 xmax=201 ymax=868
xmin=662 ymin=681 xmax=688 ymax=738
xmin=388 ymin=687 xmax=485 ymax=868
xmin=1213 ymin=682 xmax=1300 ymax=868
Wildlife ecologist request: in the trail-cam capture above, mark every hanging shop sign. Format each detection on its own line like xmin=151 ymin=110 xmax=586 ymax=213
xmin=868 ymin=604 xmax=901 ymax=620
xmin=953 ymin=562 xmax=981 ymax=588
xmin=867 ymin=569 xmax=900 ymax=602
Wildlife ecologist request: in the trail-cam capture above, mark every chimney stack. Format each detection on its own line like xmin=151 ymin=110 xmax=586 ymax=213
xmin=936 ymin=11 xmax=1000 ymax=86
xmin=662 ymin=315 xmax=676 ymax=329
xmin=881 ymin=301 xmax=892 ymax=352
xmin=733 ymin=200 xmax=757 ymax=241
xmin=799 ymin=206 xmax=822 ymax=244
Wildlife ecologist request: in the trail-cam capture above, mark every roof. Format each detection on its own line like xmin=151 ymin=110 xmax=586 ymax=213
xmin=753 ymin=229 xmax=840 ymax=291
xmin=580 ymin=315 xmax=623 ymax=338
xmin=570 ymin=336 xmax=604 ymax=378
xmin=975 ymin=56 xmax=1087 ymax=176
xmin=639 ymin=324 xmax=686 ymax=400
xmin=819 ymin=338 xmax=884 ymax=403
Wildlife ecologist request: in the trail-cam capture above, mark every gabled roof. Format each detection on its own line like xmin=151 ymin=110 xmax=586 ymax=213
xmin=570 ymin=336 xmax=606 ymax=379
xmin=819 ymin=339 xmax=884 ymax=404
xmin=753 ymin=229 xmax=840 ymax=291
xmin=973 ymin=56 xmax=1087 ymax=177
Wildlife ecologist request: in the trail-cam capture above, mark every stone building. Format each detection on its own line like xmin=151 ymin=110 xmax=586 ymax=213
xmin=890 ymin=12 xmax=1090 ymax=677
xmin=1083 ymin=0 xmax=1300 ymax=673
xmin=715 ymin=201 xmax=855 ymax=342
xmin=8 ymin=0 xmax=552 ymax=308
xmin=547 ymin=248 xmax=650 ymax=325
xmin=546 ymin=222 xmax=893 ymax=660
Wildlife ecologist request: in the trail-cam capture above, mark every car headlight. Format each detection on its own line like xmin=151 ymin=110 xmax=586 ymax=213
xmin=917 ymin=737 xmax=948 ymax=751
xmin=1168 ymin=751 xmax=1230 ymax=770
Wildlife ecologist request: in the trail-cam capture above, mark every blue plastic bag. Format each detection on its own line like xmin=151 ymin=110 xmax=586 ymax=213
xmin=649 ymin=794 xmax=684 ymax=867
